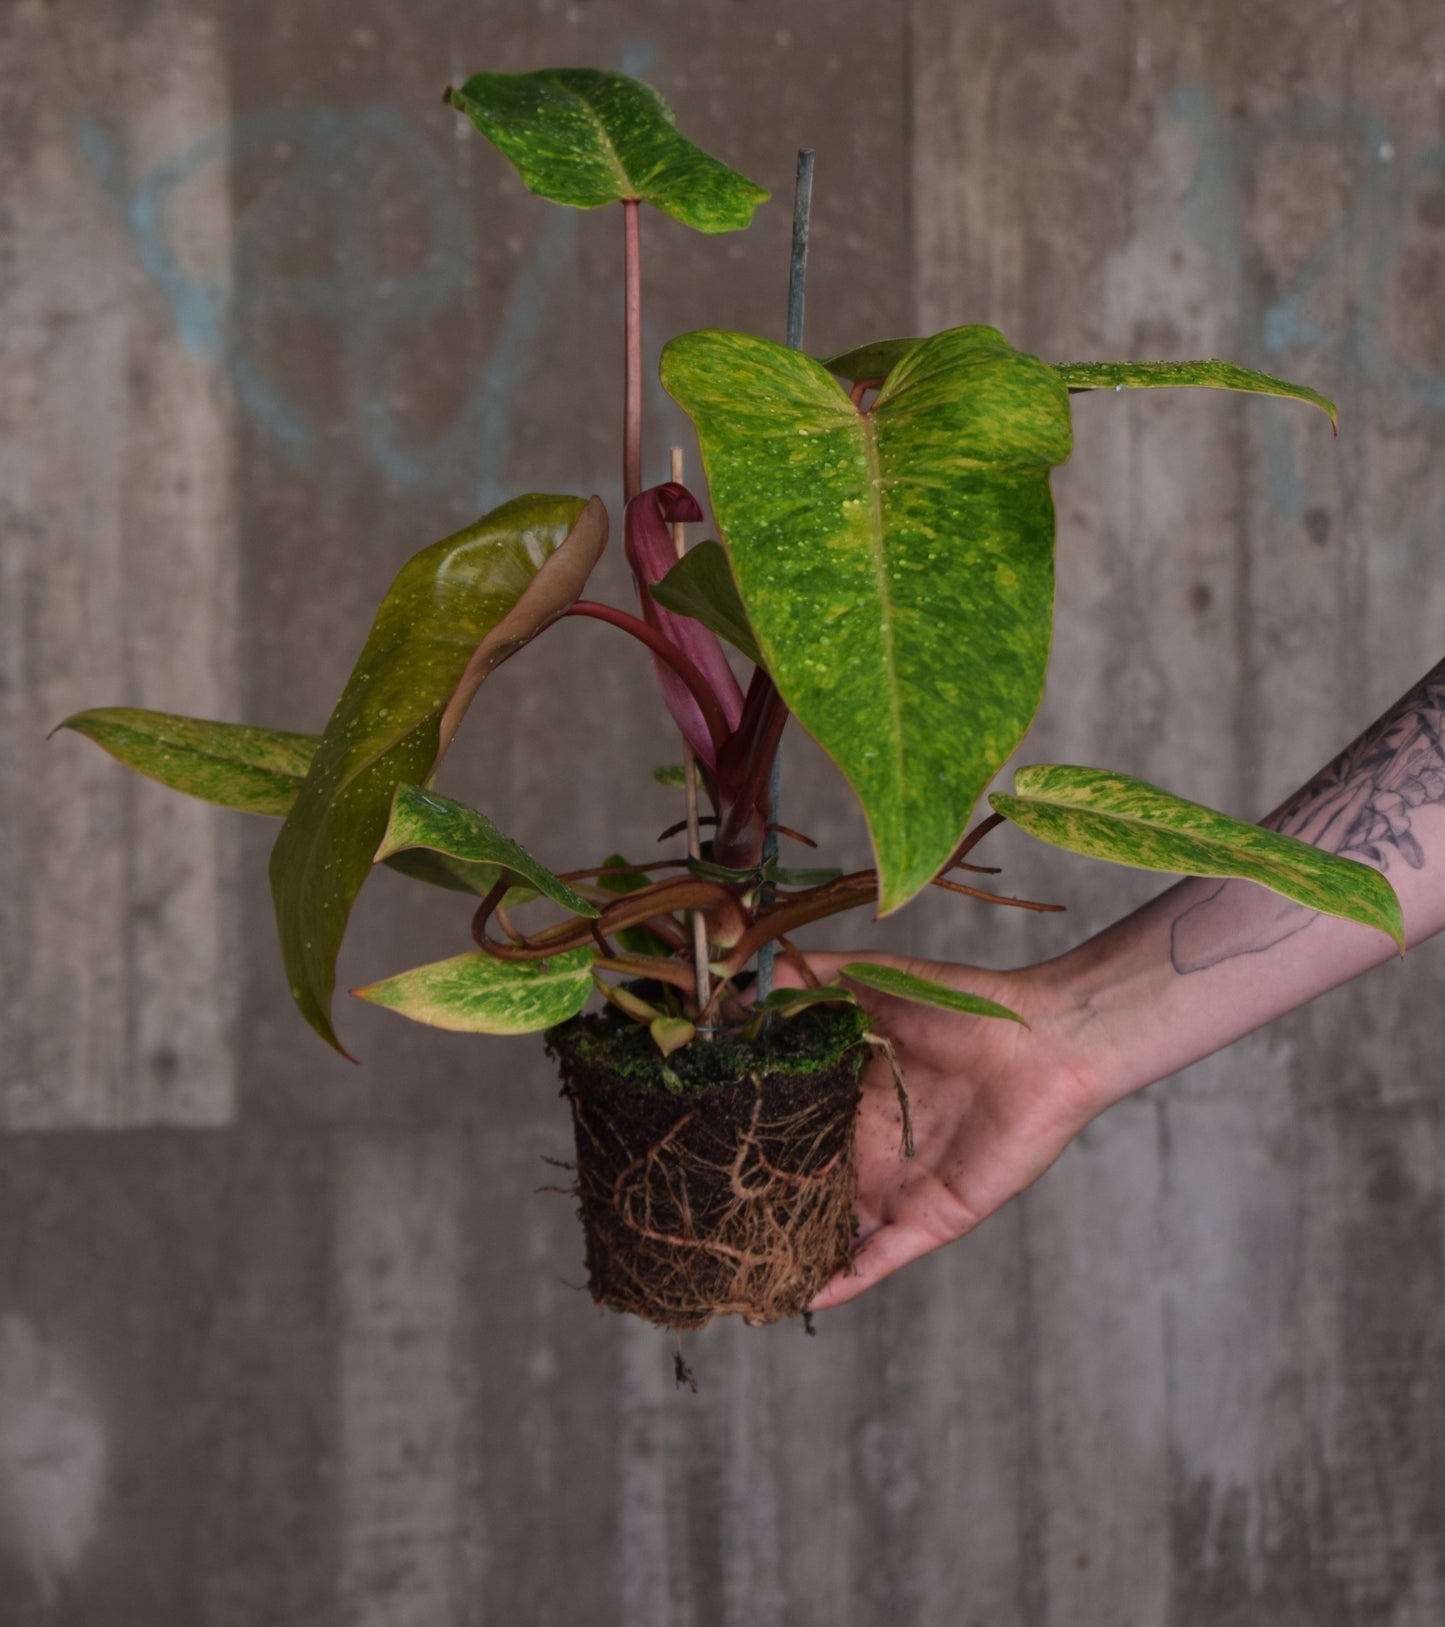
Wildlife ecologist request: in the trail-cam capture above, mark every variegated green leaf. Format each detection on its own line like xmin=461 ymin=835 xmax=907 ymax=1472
xmin=353 ymin=946 xmax=595 ymax=1035
xmin=59 ymin=708 xmax=317 ymax=816
xmin=651 ymin=540 xmax=763 ymax=665
xmin=1054 ymin=360 xmax=1337 ymax=428
xmin=841 ymin=963 xmax=1027 ymax=1023
xmin=60 ymin=706 xmax=525 ymax=898
xmin=663 ymin=324 xmax=1071 ymax=913
xmin=991 ymin=764 xmax=1404 ymax=950
xmin=445 ymin=69 xmax=768 ymax=232
xmin=377 ymin=784 xmax=597 ymax=916
xmin=270 ymin=493 xmax=597 ymax=1054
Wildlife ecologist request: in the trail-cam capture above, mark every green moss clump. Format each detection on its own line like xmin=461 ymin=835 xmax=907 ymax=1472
xmin=546 ymin=996 xmax=869 ymax=1096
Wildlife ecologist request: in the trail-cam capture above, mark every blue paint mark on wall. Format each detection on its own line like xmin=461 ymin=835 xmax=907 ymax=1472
xmin=79 ymin=103 xmax=579 ymax=510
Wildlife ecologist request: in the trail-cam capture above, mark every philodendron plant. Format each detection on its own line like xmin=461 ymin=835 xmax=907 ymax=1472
xmin=62 ymin=69 xmax=1401 ymax=1327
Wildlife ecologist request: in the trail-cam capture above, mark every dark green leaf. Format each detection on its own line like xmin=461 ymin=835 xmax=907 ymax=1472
xmin=595 ymin=852 xmax=672 ymax=957
xmin=751 ymin=984 xmax=858 ymax=1017
xmin=270 ymin=493 xmax=596 ymax=1054
xmin=820 ymin=337 xmax=923 ymax=383
xmin=840 ymin=962 xmax=1027 ymax=1023
xmin=445 ymin=69 xmax=769 ymax=232
xmin=771 ymin=866 xmax=844 ymax=887
xmin=353 ymin=946 xmax=595 ymax=1034
xmin=990 ymin=764 xmax=1404 ymax=950
xmin=59 ymin=707 xmax=317 ymax=817
xmin=651 ymin=540 xmax=763 ymax=665
xmin=1055 ymin=360 xmax=1337 ymax=429
xmin=377 ymin=785 xmax=597 ymax=916
xmin=663 ymin=324 xmax=1071 ymax=913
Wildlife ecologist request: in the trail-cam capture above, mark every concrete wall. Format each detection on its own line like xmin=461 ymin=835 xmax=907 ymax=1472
xmin=2 ymin=0 xmax=1442 ymax=1620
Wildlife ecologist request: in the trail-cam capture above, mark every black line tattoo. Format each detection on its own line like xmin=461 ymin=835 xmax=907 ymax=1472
xmin=1171 ymin=660 xmax=1445 ymax=974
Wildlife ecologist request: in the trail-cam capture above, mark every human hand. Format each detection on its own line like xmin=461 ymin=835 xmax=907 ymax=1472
xmin=775 ymin=951 xmax=1104 ymax=1309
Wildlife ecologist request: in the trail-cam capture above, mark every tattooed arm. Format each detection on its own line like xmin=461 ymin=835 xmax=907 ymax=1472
xmin=789 ymin=661 xmax=1445 ymax=1309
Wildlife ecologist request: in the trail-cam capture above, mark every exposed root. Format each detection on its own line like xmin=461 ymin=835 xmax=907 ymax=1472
xmin=865 ymin=1031 xmax=915 ymax=1161
xmin=555 ymin=1045 xmax=865 ymax=1331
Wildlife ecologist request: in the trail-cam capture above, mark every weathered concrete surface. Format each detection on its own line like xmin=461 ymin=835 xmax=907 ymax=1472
xmin=2 ymin=0 xmax=1442 ymax=1620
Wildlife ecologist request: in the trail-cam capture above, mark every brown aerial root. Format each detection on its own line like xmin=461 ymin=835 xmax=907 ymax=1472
xmin=556 ymin=1057 xmax=864 ymax=1331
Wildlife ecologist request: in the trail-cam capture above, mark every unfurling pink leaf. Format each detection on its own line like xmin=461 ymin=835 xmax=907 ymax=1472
xmin=624 ymin=482 xmax=744 ymax=767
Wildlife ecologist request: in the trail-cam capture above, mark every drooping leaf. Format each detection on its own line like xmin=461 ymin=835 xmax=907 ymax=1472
xmin=270 ymin=493 xmax=593 ymax=1054
xmin=990 ymin=764 xmax=1404 ymax=950
xmin=1055 ymin=360 xmax=1337 ymax=429
xmin=445 ymin=69 xmax=769 ymax=232
xmin=434 ymin=495 xmax=608 ymax=768
xmin=376 ymin=784 xmax=598 ymax=916
xmin=840 ymin=963 xmax=1027 ymax=1024
xmin=595 ymin=852 xmax=673 ymax=957
xmin=820 ymin=337 xmax=922 ymax=383
xmin=353 ymin=946 xmax=595 ymax=1034
xmin=59 ymin=708 xmax=317 ymax=816
xmin=59 ymin=706 xmax=530 ymax=898
xmin=624 ymin=482 xmax=744 ymax=768
xmin=651 ymin=540 xmax=763 ymax=666
xmin=663 ymin=324 xmax=1072 ymax=913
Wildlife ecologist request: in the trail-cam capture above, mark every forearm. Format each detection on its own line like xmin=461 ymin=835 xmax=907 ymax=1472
xmin=1047 ymin=660 xmax=1445 ymax=1109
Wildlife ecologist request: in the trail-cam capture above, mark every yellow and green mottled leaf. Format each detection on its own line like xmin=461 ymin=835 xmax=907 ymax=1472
xmin=353 ymin=946 xmax=595 ymax=1035
xmin=1055 ymin=360 xmax=1337 ymax=429
xmin=651 ymin=540 xmax=763 ymax=666
xmin=377 ymin=784 xmax=596 ymax=916
xmin=663 ymin=323 xmax=1072 ymax=913
xmin=991 ymin=764 xmax=1404 ymax=950
xmin=59 ymin=708 xmax=317 ymax=816
xmin=653 ymin=764 xmax=686 ymax=788
xmin=445 ymin=69 xmax=769 ymax=233
xmin=270 ymin=493 xmax=590 ymax=1054
xmin=841 ymin=962 xmax=1027 ymax=1023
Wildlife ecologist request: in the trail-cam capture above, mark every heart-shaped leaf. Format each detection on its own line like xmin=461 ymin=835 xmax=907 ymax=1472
xmin=624 ymin=483 xmax=744 ymax=768
xmin=445 ymin=69 xmax=769 ymax=232
xmin=377 ymin=784 xmax=597 ymax=916
xmin=663 ymin=324 xmax=1072 ymax=913
xmin=840 ymin=963 xmax=1027 ymax=1023
xmin=651 ymin=539 xmax=763 ymax=666
xmin=353 ymin=946 xmax=595 ymax=1034
xmin=990 ymin=764 xmax=1404 ymax=949
xmin=1055 ymin=360 xmax=1337 ymax=428
xmin=270 ymin=493 xmax=597 ymax=1054
xmin=59 ymin=708 xmax=318 ymax=816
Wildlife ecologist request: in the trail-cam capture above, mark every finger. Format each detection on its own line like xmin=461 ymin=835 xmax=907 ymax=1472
xmin=807 ymin=1220 xmax=945 ymax=1310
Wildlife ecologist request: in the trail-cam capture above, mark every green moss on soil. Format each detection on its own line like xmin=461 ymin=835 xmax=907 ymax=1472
xmin=545 ymin=997 xmax=869 ymax=1096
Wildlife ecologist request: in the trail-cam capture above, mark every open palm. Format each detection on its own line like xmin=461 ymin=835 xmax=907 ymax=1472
xmin=779 ymin=952 xmax=1101 ymax=1309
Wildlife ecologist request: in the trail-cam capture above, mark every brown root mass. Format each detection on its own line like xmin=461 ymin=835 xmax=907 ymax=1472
xmin=547 ymin=1006 xmax=868 ymax=1331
